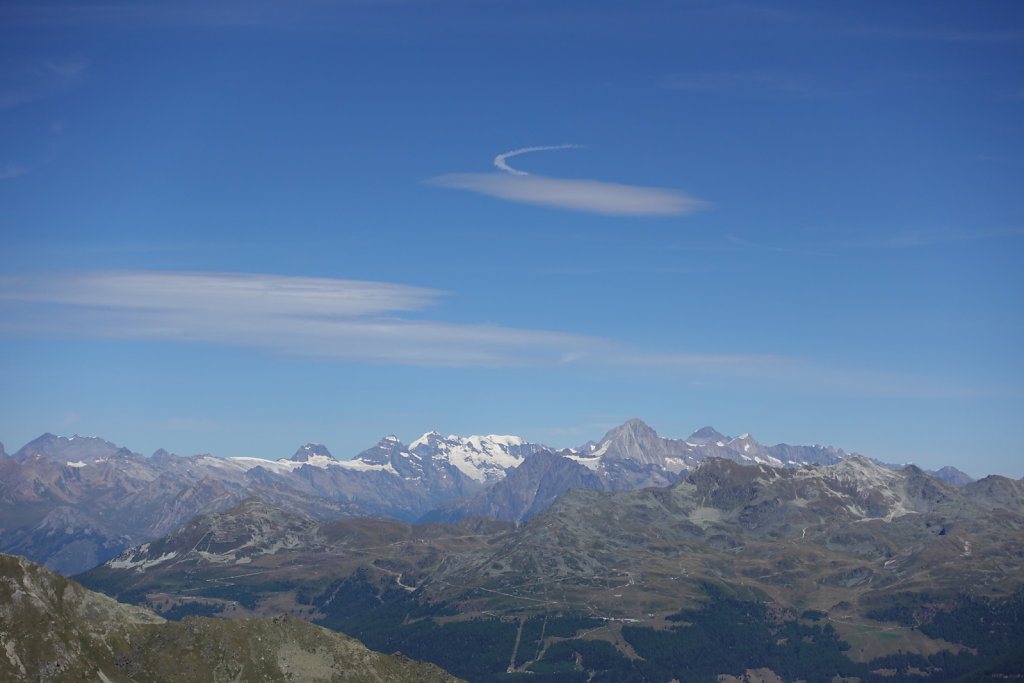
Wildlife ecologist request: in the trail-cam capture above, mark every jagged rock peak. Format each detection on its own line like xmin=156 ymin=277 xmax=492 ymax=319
xmin=291 ymin=443 xmax=335 ymax=462
xmin=931 ymin=465 xmax=975 ymax=487
xmin=13 ymin=433 xmax=134 ymax=463
xmin=591 ymin=418 xmax=695 ymax=470
xmin=601 ymin=418 xmax=659 ymax=441
xmin=688 ymin=426 xmax=728 ymax=442
xmin=409 ymin=430 xmax=444 ymax=448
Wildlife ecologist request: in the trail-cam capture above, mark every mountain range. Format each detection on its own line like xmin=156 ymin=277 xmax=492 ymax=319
xmin=74 ymin=456 xmax=1024 ymax=682
xmin=0 ymin=419 xmax=976 ymax=576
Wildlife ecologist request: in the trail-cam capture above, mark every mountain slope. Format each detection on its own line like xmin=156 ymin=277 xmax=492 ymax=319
xmin=420 ymin=450 xmax=608 ymax=523
xmin=0 ymin=553 xmax=461 ymax=682
xmin=75 ymin=458 xmax=1024 ymax=682
xmin=82 ymin=458 xmax=1024 ymax=621
xmin=431 ymin=457 xmax=1024 ymax=615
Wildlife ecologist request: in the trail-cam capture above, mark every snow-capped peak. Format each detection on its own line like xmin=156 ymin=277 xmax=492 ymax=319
xmin=407 ymin=431 xmax=541 ymax=483
xmin=291 ymin=443 xmax=335 ymax=462
xmin=409 ymin=431 xmax=443 ymax=449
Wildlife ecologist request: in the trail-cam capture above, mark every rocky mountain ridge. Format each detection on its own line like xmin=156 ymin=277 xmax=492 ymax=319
xmin=83 ymin=456 xmax=1023 ymax=613
xmin=1 ymin=420 xmax=977 ymax=575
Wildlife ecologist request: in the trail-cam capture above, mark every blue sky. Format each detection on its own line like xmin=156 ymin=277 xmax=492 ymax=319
xmin=1 ymin=0 xmax=1022 ymax=478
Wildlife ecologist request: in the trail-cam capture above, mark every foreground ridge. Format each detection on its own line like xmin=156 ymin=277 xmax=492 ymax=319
xmin=0 ymin=553 xmax=462 ymax=682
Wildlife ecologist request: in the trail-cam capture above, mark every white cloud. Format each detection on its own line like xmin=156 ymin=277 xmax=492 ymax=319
xmin=0 ymin=270 xmax=605 ymax=367
xmin=428 ymin=173 xmax=707 ymax=216
xmin=429 ymin=145 xmax=708 ymax=216
xmin=0 ymin=270 xmax=442 ymax=316
xmin=0 ymin=269 xmax=976 ymax=397
xmin=493 ymin=144 xmax=582 ymax=175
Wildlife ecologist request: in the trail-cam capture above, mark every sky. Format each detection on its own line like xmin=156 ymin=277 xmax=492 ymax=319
xmin=1 ymin=0 xmax=1022 ymax=478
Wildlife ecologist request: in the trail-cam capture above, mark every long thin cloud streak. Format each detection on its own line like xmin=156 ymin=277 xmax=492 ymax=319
xmin=0 ymin=269 xmax=963 ymax=396
xmin=0 ymin=270 xmax=604 ymax=367
xmin=429 ymin=174 xmax=707 ymax=216
xmin=0 ymin=271 xmax=443 ymax=316
xmin=493 ymin=144 xmax=583 ymax=176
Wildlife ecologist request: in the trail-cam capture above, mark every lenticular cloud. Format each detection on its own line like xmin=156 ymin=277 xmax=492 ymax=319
xmin=428 ymin=145 xmax=707 ymax=216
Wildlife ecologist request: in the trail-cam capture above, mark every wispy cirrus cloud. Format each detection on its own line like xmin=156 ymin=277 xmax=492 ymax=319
xmin=0 ymin=270 xmax=605 ymax=367
xmin=0 ymin=269 xmax=980 ymax=398
xmin=0 ymin=270 xmax=441 ymax=316
xmin=492 ymin=144 xmax=583 ymax=175
xmin=822 ymin=226 xmax=1024 ymax=250
xmin=610 ymin=352 xmax=983 ymax=399
xmin=428 ymin=146 xmax=708 ymax=216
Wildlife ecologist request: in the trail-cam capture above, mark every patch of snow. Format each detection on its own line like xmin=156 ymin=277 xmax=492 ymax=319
xmin=291 ymin=454 xmax=337 ymax=469
xmin=474 ymin=434 xmax=526 ymax=447
xmin=195 ymin=550 xmax=235 ymax=564
xmin=66 ymin=461 xmax=88 ymax=468
xmin=221 ymin=457 xmax=295 ymax=473
xmin=441 ymin=437 xmax=526 ymax=482
xmin=661 ymin=456 xmax=689 ymax=474
xmin=566 ymin=454 xmax=602 ymax=470
xmin=409 ymin=431 xmax=441 ymax=449
xmin=107 ymin=550 xmax=178 ymax=572
xmin=334 ymin=458 xmax=399 ymax=475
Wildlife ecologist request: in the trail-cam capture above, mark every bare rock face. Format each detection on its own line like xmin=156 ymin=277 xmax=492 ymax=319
xmin=0 ymin=553 xmax=462 ymax=682
xmin=421 ymin=450 xmax=609 ymax=523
